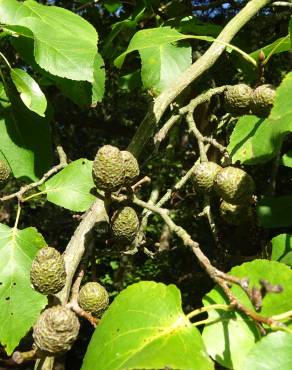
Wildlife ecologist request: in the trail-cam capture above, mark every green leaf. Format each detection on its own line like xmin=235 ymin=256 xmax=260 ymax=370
xmin=43 ymin=159 xmax=96 ymax=212
xmin=9 ymin=34 xmax=94 ymax=107
xmin=202 ymin=260 xmax=292 ymax=369
xmin=10 ymin=68 xmax=47 ymax=116
xmin=250 ymin=35 xmax=291 ymax=64
xmin=257 ymin=196 xmax=292 ymax=228
xmin=227 ymin=115 xmax=264 ymax=163
xmin=0 ymin=83 xmax=52 ymax=181
xmin=114 ymin=27 xmax=255 ymax=92
xmin=82 ymin=281 xmax=214 ymax=370
xmin=175 ymin=16 xmax=222 ymax=37
xmin=0 ymin=224 xmax=47 ymax=354
xmin=271 ymin=234 xmax=292 ymax=266
xmin=8 ymin=29 xmax=104 ymax=105
xmin=140 ymin=42 xmax=192 ymax=94
xmin=53 ymin=78 xmax=92 ymax=107
xmin=202 ymin=289 xmax=260 ymax=370
xmin=102 ymin=19 xmax=138 ymax=59
xmin=228 ymin=71 xmax=292 ymax=164
xmin=282 ymin=150 xmax=292 ymax=167
xmin=242 ymin=331 xmax=292 ymax=370
xmin=0 ymin=0 xmax=98 ymax=81
xmin=114 ymin=27 xmax=211 ymax=68
xmin=92 ymin=53 xmax=105 ymax=105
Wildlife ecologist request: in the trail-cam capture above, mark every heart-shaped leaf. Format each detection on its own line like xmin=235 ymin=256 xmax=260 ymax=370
xmin=82 ymin=281 xmax=214 ymax=370
xmin=0 ymin=224 xmax=47 ymax=354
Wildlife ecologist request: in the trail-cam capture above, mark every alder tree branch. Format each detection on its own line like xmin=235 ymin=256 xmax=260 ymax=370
xmin=57 ymin=199 xmax=108 ymax=305
xmin=154 ymin=115 xmax=181 ymax=149
xmin=55 ymin=0 xmax=271 ymax=315
xmin=66 ymin=240 xmax=99 ymax=327
xmin=154 ymin=87 xmax=228 ymax=157
xmin=128 ymin=0 xmax=271 ymax=157
xmin=36 ymin=1 xmax=272 ymax=368
xmin=132 ymin=195 xmax=285 ymax=329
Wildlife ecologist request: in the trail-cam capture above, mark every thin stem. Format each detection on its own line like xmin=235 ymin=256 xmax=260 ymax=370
xmin=187 ymin=304 xmax=231 ymax=320
xmin=202 ymin=196 xmax=219 ymax=243
xmin=22 ymin=190 xmax=48 ymax=202
xmin=1 ymin=156 xmax=67 ymax=202
xmin=271 ymin=309 xmax=292 ymax=321
xmin=154 ymin=115 xmax=181 ymax=149
xmin=12 ymin=348 xmax=39 ymax=364
xmin=154 ymin=86 xmax=228 ymax=154
xmin=13 ymin=201 xmax=21 ymax=229
xmin=69 ymin=302 xmax=99 ymax=327
xmin=131 ymin=176 xmax=151 ymax=192
xmin=192 ymin=317 xmax=222 ymax=327
xmin=0 ymin=51 xmax=11 ymax=69
xmin=264 ymin=35 xmax=290 ymax=65
xmin=0 ymin=68 xmax=9 ymax=96
xmin=132 ymin=194 xmax=283 ymax=328
xmin=67 ymin=236 xmax=98 ymax=327
xmin=186 ymin=111 xmax=208 ymax=162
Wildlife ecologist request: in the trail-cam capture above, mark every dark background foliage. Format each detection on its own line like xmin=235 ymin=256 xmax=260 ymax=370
xmin=0 ymin=1 xmax=291 ymax=369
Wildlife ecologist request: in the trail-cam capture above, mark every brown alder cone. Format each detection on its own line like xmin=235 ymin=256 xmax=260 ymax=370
xmin=224 ymin=84 xmax=253 ymax=116
xmin=33 ymin=306 xmax=80 ymax=355
xmin=0 ymin=160 xmax=11 ymax=189
xmin=251 ymin=84 xmax=276 ymax=117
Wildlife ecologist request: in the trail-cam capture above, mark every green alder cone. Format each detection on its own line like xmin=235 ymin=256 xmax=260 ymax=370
xmin=30 ymin=247 xmax=66 ymax=295
xmin=251 ymin=84 xmax=276 ymax=117
xmin=92 ymin=145 xmax=125 ymax=192
xmin=78 ymin=282 xmax=109 ymax=317
xmin=33 ymin=306 xmax=80 ymax=356
xmin=0 ymin=160 xmax=11 ymax=189
xmin=111 ymin=206 xmax=139 ymax=245
xmin=192 ymin=161 xmax=222 ymax=195
xmin=224 ymin=84 xmax=253 ymax=116
xmin=214 ymin=167 xmax=255 ymax=204
xmin=220 ymin=200 xmax=252 ymax=225
xmin=121 ymin=150 xmax=140 ymax=185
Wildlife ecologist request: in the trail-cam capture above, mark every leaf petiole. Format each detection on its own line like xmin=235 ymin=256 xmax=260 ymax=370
xmin=186 ymin=304 xmax=231 ymax=320
xmin=22 ymin=190 xmax=47 ymax=202
xmin=0 ymin=51 xmax=11 ymax=69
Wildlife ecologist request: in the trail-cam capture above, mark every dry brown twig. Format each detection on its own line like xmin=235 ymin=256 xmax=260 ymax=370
xmin=0 ymin=125 xmax=68 ymax=203
xmin=154 ymin=86 xmax=229 ymax=155
xmin=12 ymin=348 xmax=39 ymax=365
xmin=66 ymin=239 xmax=99 ymax=327
xmin=131 ymin=195 xmax=286 ymax=329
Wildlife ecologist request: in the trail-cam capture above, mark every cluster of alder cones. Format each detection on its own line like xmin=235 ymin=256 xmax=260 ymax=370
xmin=26 ymin=82 xmax=275 ymax=357
xmin=30 ymin=246 xmax=109 ymax=355
xmin=192 ymin=163 xmax=255 ymax=225
xmin=29 ymin=145 xmax=141 ymax=356
xmin=92 ymin=145 xmax=141 ymax=247
xmin=224 ymin=83 xmax=275 ymax=117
